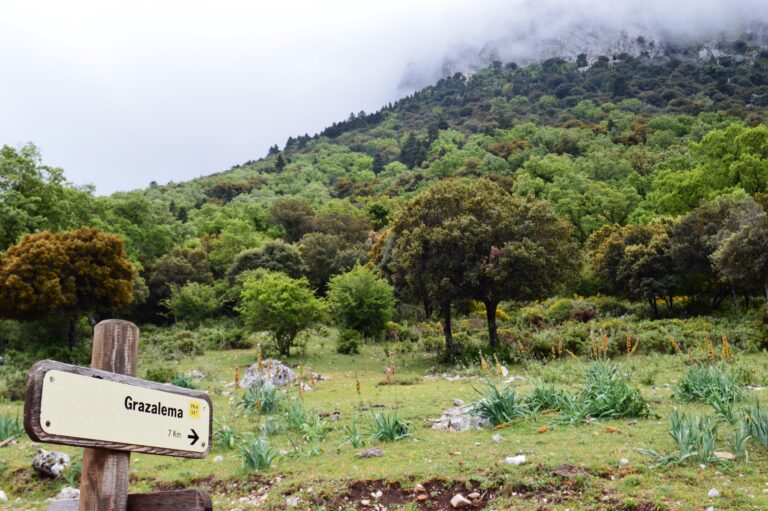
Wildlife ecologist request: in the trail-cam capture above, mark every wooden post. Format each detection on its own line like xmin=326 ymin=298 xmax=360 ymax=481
xmin=79 ymin=320 xmax=139 ymax=511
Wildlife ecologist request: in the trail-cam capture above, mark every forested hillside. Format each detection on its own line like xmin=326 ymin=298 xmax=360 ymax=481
xmin=2 ymin=36 xmax=768 ymax=370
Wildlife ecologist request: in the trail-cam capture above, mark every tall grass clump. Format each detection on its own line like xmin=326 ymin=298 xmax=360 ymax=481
xmin=674 ymin=364 xmax=743 ymax=404
xmin=473 ymin=380 xmax=530 ymax=426
xmin=238 ymin=437 xmax=278 ymax=471
xmin=526 ymin=382 xmax=568 ymax=413
xmin=640 ymin=411 xmax=720 ymax=466
xmin=282 ymin=398 xmax=309 ymax=429
xmin=741 ymin=399 xmax=768 ymax=447
xmin=237 ymin=382 xmax=280 ymax=414
xmin=0 ymin=413 xmax=23 ymax=441
xmin=559 ymin=361 xmax=650 ymax=423
xmin=213 ymin=422 xmax=243 ymax=449
xmin=369 ymin=410 xmax=410 ymax=442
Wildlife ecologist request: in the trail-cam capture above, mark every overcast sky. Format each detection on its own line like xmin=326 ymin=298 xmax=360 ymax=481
xmin=1 ymin=1 xmax=764 ymax=194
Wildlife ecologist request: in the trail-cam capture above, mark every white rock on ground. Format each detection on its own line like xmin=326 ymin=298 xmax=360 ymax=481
xmin=32 ymin=449 xmax=70 ymax=478
xmin=213 ymin=455 xmax=224 ymax=463
xmin=492 ymin=434 xmax=503 ymax=443
xmin=54 ymin=487 xmax=80 ymax=500
xmin=431 ymin=404 xmax=489 ymax=432
xmin=708 ymin=488 xmax=721 ymax=498
xmin=505 ymin=455 xmax=527 ymax=465
xmin=285 ymin=497 xmax=299 ymax=507
xmin=619 ymin=458 xmax=629 ymax=467
xmin=240 ymin=359 xmax=296 ymax=388
xmin=450 ymin=493 xmax=472 ymax=508
xmin=0 ymin=490 xmax=7 ymax=501
xmin=453 ymin=398 xmax=465 ymax=407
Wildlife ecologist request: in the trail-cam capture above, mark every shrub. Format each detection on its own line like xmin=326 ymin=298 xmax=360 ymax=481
xmin=336 ymin=329 xmax=361 ymax=354
xmin=526 ymin=382 xmax=567 ymax=413
xmin=473 ymin=380 xmax=530 ymax=426
xmin=0 ymin=413 xmax=23 ymax=440
xmin=369 ymin=410 xmax=411 ymax=442
xmin=674 ymin=365 xmax=743 ymax=404
xmin=640 ymin=411 xmax=719 ymax=466
xmin=213 ymin=422 xmax=242 ymax=449
xmin=237 ymin=383 xmax=280 ymax=415
xmin=327 ymin=265 xmax=395 ymax=340
xmin=238 ymin=438 xmax=277 ymax=471
xmin=0 ymin=369 xmax=27 ymax=401
xmin=560 ymin=362 xmax=650 ymax=423
xmin=237 ymin=270 xmax=326 ymax=357
xmin=144 ymin=367 xmax=177 ymax=384
xmin=170 ymin=373 xmax=198 ymax=389
xmin=742 ymin=399 xmax=768 ymax=447
xmin=163 ymin=283 xmax=220 ymax=326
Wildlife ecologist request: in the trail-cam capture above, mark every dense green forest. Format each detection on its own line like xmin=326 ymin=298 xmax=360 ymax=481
xmin=2 ymin=39 xmax=768 ymax=395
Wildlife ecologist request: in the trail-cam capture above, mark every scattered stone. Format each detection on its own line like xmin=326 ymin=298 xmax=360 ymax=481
xmin=54 ymin=487 xmax=79 ymax=500
xmin=187 ymin=370 xmax=204 ymax=379
xmin=449 ymin=451 xmax=461 ymax=456
xmin=500 ymin=365 xmax=509 ymax=377
xmin=0 ymin=490 xmax=7 ymax=502
xmin=32 ymin=449 xmax=70 ymax=478
xmin=746 ymin=385 xmax=767 ymax=391
xmin=706 ymin=507 xmax=715 ymax=511
xmin=431 ymin=404 xmax=489 ymax=432
xmin=221 ymin=391 xmax=231 ymax=396
xmin=300 ymin=383 xmax=313 ymax=391
xmin=0 ymin=355 xmax=4 ymax=365
xmin=240 ymin=359 xmax=296 ymax=388
xmin=213 ymin=455 xmax=224 ymax=463
xmin=286 ymin=496 xmax=299 ymax=507
xmin=450 ymin=493 xmax=472 ymax=508
xmin=360 ymin=499 xmax=371 ymax=506
xmin=414 ymin=484 xmax=426 ymax=494
xmin=662 ymin=383 xmax=671 ymax=389
xmin=505 ymin=375 xmax=524 ymax=383
xmin=619 ymin=458 xmax=629 ymax=468
xmin=417 ymin=494 xmax=428 ymax=501
xmin=356 ymin=448 xmax=384 ymax=458
xmin=453 ymin=398 xmax=465 ymax=407
xmin=467 ymin=492 xmax=480 ymax=499
xmin=492 ymin=434 xmax=503 ymax=443
xmin=504 ymin=455 xmax=526 ymax=466
xmin=714 ymin=451 xmax=736 ymax=460
xmin=708 ymin=488 xmax=720 ymax=498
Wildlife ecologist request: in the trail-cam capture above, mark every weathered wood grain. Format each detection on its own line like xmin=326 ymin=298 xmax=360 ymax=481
xmin=23 ymin=361 xmax=213 ymax=458
xmin=80 ymin=320 xmax=139 ymax=511
xmin=46 ymin=490 xmax=213 ymax=511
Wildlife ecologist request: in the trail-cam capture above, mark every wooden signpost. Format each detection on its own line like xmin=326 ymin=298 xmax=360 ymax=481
xmin=23 ymin=320 xmax=214 ymax=511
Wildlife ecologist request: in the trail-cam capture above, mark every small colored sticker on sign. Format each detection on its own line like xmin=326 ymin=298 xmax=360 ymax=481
xmin=189 ymin=401 xmax=200 ymax=418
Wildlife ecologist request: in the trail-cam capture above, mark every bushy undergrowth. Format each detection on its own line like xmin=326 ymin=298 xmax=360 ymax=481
xmin=368 ymin=410 xmax=410 ymax=441
xmin=238 ymin=383 xmax=281 ymax=415
xmin=238 ymin=438 xmax=277 ymax=471
xmin=214 ymin=422 xmax=243 ymax=449
xmin=674 ymin=364 xmax=744 ymax=404
xmin=473 ymin=381 xmax=530 ymax=426
xmin=0 ymin=413 xmax=23 ymax=441
xmin=641 ymin=411 xmax=720 ymax=466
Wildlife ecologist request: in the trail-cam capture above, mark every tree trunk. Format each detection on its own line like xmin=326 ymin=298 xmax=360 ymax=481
xmin=440 ymin=302 xmax=454 ymax=357
xmin=423 ymin=298 xmax=433 ymax=320
xmin=68 ymin=317 xmax=77 ymax=351
xmin=649 ymin=298 xmax=658 ymax=318
xmin=484 ymin=300 xmax=499 ymax=348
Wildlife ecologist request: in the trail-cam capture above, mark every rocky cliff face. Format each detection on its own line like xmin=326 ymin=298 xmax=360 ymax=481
xmin=399 ymin=21 xmax=768 ymax=92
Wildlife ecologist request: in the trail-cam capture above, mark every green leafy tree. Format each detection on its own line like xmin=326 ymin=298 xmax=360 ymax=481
xmin=0 ymin=144 xmax=94 ymax=250
xmin=149 ymin=247 xmax=213 ymax=300
xmin=267 ymin=198 xmax=316 ymax=243
xmin=473 ymin=196 xmax=579 ymax=346
xmin=298 ymin=233 xmax=367 ymax=294
xmin=236 ymin=270 xmax=325 ymax=356
xmin=0 ymin=227 xmax=135 ymax=348
xmin=326 ymin=265 xmax=395 ymax=339
xmin=227 ymin=240 xmax=306 ymax=283
xmin=162 ymin=282 xmax=220 ymax=326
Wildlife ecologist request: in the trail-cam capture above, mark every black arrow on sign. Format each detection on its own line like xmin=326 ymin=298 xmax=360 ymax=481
xmin=188 ymin=429 xmax=199 ymax=446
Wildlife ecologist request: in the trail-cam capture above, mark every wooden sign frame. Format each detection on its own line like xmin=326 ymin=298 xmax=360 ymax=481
xmin=24 ymin=359 xmax=213 ymax=459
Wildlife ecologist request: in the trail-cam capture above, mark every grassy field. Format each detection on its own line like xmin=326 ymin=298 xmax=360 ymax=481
xmin=2 ymin=337 xmax=768 ymax=510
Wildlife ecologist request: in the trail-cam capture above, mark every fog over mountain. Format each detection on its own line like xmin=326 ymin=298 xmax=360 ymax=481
xmin=1 ymin=0 xmax=766 ymax=194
